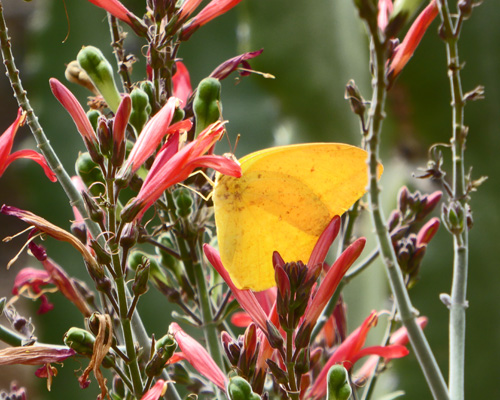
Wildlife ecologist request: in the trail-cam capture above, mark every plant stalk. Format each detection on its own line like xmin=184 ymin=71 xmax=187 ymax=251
xmin=436 ymin=2 xmax=469 ymax=399
xmin=364 ymin=26 xmax=449 ymax=400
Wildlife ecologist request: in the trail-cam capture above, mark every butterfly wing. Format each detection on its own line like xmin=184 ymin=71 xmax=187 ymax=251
xmin=213 ymin=143 xmax=378 ymax=291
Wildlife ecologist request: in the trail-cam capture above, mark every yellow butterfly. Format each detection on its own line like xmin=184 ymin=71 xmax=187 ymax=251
xmin=213 ymin=143 xmax=382 ymax=291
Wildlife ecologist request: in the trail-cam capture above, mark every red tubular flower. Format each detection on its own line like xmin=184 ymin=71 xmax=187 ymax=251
xmin=308 ymin=311 xmax=410 ymax=399
xmin=178 ymin=0 xmax=204 ymax=21
xmin=353 ymin=316 xmax=428 ymax=383
xmin=169 ymin=322 xmax=227 ymax=389
xmin=300 ymin=238 xmax=366 ymax=331
xmin=140 ymin=380 xmax=168 ymax=400
xmin=50 ymin=78 xmax=98 ymax=147
xmin=120 ymin=96 xmax=180 ymax=176
xmin=0 ymin=108 xmax=56 ymax=182
xmin=173 ymin=62 xmax=193 ymax=107
xmin=12 ymin=267 xmax=55 ymax=314
xmin=417 ymin=217 xmax=440 ymax=246
xmin=122 ymin=122 xmax=241 ymax=221
xmin=387 ymin=0 xmax=439 ymax=82
xmin=85 ymin=0 xmax=145 ymax=34
xmin=113 ymin=94 xmax=131 ymax=148
xmin=204 ymin=244 xmax=269 ymax=333
xmin=180 ymin=0 xmax=244 ymax=40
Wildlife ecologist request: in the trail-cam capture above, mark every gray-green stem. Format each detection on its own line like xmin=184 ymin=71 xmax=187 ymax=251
xmin=436 ymin=2 xmax=469 ymax=399
xmin=363 ymin=24 xmax=449 ymax=400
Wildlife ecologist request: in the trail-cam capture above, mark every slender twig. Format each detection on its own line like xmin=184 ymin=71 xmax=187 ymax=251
xmin=107 ymin=14 xmax=132 ymax=93
xmin=0 ymin=324 xmax=23 ymax=346
xmin=344 ymin=248 xmax=379 ymax=281
xmin=362 ymin=20 xmax=449 ymax=400
xmin=436 ymin=2 xmax=469 ymax=399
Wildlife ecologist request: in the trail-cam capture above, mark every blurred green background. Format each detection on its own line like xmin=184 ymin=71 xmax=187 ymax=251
xmin=0 ymin=0 xmax=498 ymax=399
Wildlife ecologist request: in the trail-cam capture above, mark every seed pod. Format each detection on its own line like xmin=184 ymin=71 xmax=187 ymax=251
xmin=75 ymin=152 xmax=106 ymax=197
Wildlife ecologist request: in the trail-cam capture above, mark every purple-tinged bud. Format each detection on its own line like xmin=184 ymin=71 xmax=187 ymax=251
xmin=397 ymin=186 xmax=410 ymax=215
xmin=96 ymin=116 xmax=113 ymax=158
xmin=132 ymin=262 xmax=150 ymax=296
xmin=272 ymin=251 xmax=285 ymax=269
xmin=344 ymin=80 xmax=366 ymax=117
xmin=82 ymin=191 xmax=104 ymax=223
xmin=266 ymin=321 xmax=284 ymax=350
xmin=244 ymin=323 xmax=258 ymax=356
xmin=266 ymin=359 xmax=288 ymax=385
xmin=424 ymin=191 xmax=442 ymax=213
xmin=120 ymin=222 xmax=138 ymax=249
xmin=275 ymin=264 xmax=291 ymax=301
xmin=89 ymin=240 xmax=112 ymax=265
xmin=458 ymin=0 xmax=473 ymax=19
xmin=387 ymin=210 xmax=402 ymax=233
xmin=294 ymin=347 xmax=310 ymax=375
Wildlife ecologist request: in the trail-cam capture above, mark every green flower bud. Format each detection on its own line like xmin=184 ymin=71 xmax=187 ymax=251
xmin=87 ymin=110 xmax=101 ymax=131
xmin=174 ymin=187 xmax=193 ymax=218
xmin=75 ymin=152 xmax=106 ymax=197
xmin=132 ymin=263 xmax=150 ymax=296
xmin=146 ymin=334 xmax=177 ymax=377
xmin=227 ymin=376 xmax=260 ymax=400
xmin=326 ymin=365 xmax=352 ymax=400
xmin=77 ymin=46 xmax=121 ymax=112
xmin=64 ymin=327 xmax=95 ymax=356
xmin=129 ymin=87 xmax=152 ymax=134
xmin=193 ymin=77 xmax=221 ymax=135
xmin=140 ymin=81 xmax=156 ymax=111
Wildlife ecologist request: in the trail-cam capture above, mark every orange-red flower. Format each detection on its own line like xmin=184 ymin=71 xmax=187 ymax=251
xmin=140 ymin=380 xmax=168 ymax=400
xmin=308 ymin=311 xmax=410 ymax=399
xmin=387 ymin=0 xmax=439 ymax=83
xmin=169 ymin=322 xmax=227 ymax=389
xmin=120 ymin=96 xmax=181 ymax=176
xmin=0 ymin=109 xmax=56 ymax=182
xmin=122 ymin=121 xmax=241 ymax=222
xmin=180 ymin=0 xmax=244 ymax=40
xmin=173 ymin=62 xmax=193 ymax=107
xmin=85 ymin=0 xmax=146 ymax=34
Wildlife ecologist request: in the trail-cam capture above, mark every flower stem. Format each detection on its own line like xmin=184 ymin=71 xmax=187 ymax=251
xmin=436 ymin=2 xmax=469 ymax=399
xmin=0 ymin=324 xmax=23 ymax=346
xmin=165 ymin=191 xmax=224 ymax=370
xmin=364 ymin=26 xmax=449 ymax=400
xmin=286 ymin=330 xmax=299 ymax=400
xmin=0 ymin=1 xmax=102 ymax=243
xmin=106 ymin=179 xmax=144 ymax=398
